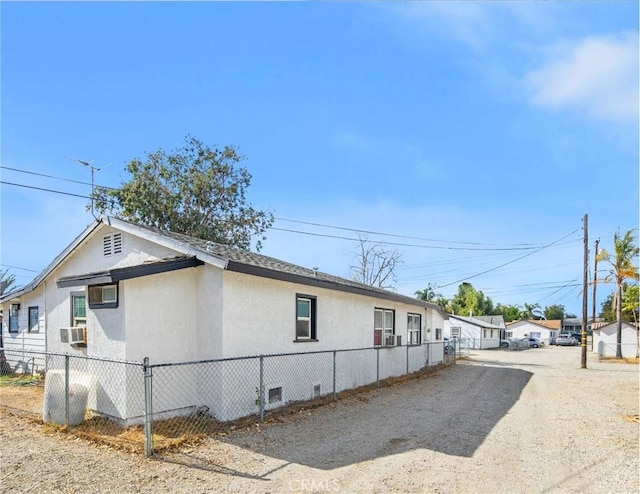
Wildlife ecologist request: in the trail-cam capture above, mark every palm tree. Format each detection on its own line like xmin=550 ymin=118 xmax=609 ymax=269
xmin=0 ymin=269 xmax=16 ymax=295
xmin=597 ymin=229 xmax=639 ymax=358
xmin=520 ymin=302 xmax=542 ymax=320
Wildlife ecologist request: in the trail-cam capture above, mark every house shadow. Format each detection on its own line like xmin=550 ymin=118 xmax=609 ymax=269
xmin=169 ymin=364 xmax=532 ymax=472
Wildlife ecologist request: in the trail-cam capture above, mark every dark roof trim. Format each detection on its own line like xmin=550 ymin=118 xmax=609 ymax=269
xmin=56 ymin=256 xmax=204 ymax=288
xmin=226 ymin=260 xmax=443 ymax=311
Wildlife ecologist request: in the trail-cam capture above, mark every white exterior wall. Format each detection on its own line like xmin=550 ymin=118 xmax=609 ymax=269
xmin=506 ymin=322 xmax=557 ymax=344
xmin=1 ymin=286 xmax=46 ymax=372
xmin=192 ymin=271 xmax=449 ymax=420
xmin=593 ymin=324 xmax=639 ymax=358
xmin=220 ymin=271 xmax=444 ymax=357
xmin=444 ymin=318 xmax=500 ymax=349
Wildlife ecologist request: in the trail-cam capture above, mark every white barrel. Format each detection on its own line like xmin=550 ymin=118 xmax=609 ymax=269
xmin=43 ymin=369 xmax=91 ymax=426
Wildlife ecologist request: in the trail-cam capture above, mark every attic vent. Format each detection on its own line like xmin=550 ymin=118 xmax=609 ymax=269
xmin=103 ymin=233 xmax=123 ymax=257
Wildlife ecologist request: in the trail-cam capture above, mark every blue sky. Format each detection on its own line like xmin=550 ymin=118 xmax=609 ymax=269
xmin=1 ymin=2 xmax=638 ymax=317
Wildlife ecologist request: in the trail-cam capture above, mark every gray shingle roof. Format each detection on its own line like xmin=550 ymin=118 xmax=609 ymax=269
xmin=127 ymin=220 xmax=446 ymax=315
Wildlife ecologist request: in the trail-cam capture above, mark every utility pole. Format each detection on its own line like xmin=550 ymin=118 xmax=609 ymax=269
xmin=591 ymin=239 xmax=599 ymax=352
xmin=581 ymin=214 xmax=588 ymax=369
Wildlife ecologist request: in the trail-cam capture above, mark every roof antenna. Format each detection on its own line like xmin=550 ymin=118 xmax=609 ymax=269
xmin=70 ymin=158 xmax=101 ymax=220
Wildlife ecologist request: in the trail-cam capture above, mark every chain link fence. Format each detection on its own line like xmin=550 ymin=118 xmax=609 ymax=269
xmin=1 ymin=340 xmax=457 ymax=455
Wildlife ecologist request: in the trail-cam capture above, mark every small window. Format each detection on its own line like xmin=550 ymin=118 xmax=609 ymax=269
xmin=268 ymin=387 xmax=282 ymax=404
xmin=408 ymin=313 xmax=421 ymax=345
xmin=451 ymin=327 xmax=461 ymax=338
xmin=89 ymin=284 xmax=119 ymax=309
xmin=72 ymin=293 xmax=87 ymax=326
xmin=103 ymin=232 xmax=123 ymax=257
xmin=295 ymin=294 xmax=317 ymax=340
xmin=28 ymin=306 xmax=39 ymax=333
xmin=374 ymin=308 xmax=394 ymax=346
xmin=435 ymin=327 xmax=442 ymax=340
xmin=8 ymin=304 xmax=20 ymax=333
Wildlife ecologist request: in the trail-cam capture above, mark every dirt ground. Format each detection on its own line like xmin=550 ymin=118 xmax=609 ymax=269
xmin=1 ymin=346 xmax=638 ymax=493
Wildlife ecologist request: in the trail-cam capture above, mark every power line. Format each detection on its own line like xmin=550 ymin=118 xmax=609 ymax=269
xmin=3 ymin=165 xmax=579 ymax=252
xmin=0 ymin=264 xmax=39 ymax=273
xmin=274 ymin=217 xmax=537 ymax=247
xmin=435 ymin=228 xmax=582 ymax=289
xmin=270 ymin=226 xmax=564 ymax=252
xmin=0 ymin=165 xmax=119 ymax=191
xmin=0 ymin=181 xmax=90 ymax=199
xmin=0 ymin=167 xmax=585 ymax=259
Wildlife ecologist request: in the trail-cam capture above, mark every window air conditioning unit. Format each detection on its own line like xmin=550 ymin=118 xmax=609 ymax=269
xmin=385 ymin=334 xmax=402 ymax=346
xmin=60 ymin=327 xmax=87 ymax=346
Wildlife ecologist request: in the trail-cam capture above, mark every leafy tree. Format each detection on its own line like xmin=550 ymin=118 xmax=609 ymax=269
xmin=544 ymin=304 xmax=565 ymax=320
xmin=600 ymin=285 xmax=638 ymax=323
xmin=415 ymin=283 xmax=442 ymax=302
xmin=621 ymin=283 xmax=639 ymax=325
xmin=450 ymin=282 xmax=494 ymax=316
xmin=494 ymin=303 xmax=521 ymax=323
xmin=350 ymin=235 xmax=402 ymax=290
xmin=599 ymin=293 xmax=616 ymax=322
xmin=597 ymin=228 xmax=639 ymax=358
xmin=93 ymin=136 xmax=274 ymax=251
xmin=432 ymin=296 xmax=453 ymax=313
xmin=520 ymin=302 xmax=543 ymax=320
xmin=0 ymin=269 xmax=16 ymax=295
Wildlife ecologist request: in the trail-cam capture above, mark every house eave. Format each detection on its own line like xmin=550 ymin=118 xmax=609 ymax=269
xmin=56 ymin=256 xmax=205 ymax=288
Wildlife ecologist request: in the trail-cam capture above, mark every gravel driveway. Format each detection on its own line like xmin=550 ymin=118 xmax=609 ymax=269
xmin=2 ymin=346 xmax=638 ymax=493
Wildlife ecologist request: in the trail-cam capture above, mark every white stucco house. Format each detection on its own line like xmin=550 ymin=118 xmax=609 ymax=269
xmin=0 ymin=216 xmax=448 ymax=423
xmin=592 ymin=321 xmax=639 ymax=358
xmin=444 ymin=315 xmax=505 ymax=349
xmin=506 ymin=319 xmax=562 ymax=345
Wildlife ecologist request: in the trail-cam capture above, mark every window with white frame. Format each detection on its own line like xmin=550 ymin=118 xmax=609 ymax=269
xmin=407 ymin=313 xmax=421 ymax=345
xmin=451 ymin=326 xmax=461 ymax=338
xmin=71 ymin=293 xmax=87 ymax=327
xmin=435 ymin=327 xmax=442 ymax=340
xmin=374 ymin=308 xmax=394 ymax=346
xmin=102 ymin=232 xmax=123 ymax=257
xmin=295 ymin=295 xmax=317 ymax=340
xmin=88 ymin=284 xmax=118 ymax=309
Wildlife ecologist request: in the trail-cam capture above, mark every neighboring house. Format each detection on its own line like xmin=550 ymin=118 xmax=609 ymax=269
xmin=444 ymin=314 xmax=505 ymax=349
xmin=506 ymin=319 xmax=562 ymax=344
xmin=562 ymin=317 xmax=587 ymax=333
xmin=0 ymin=216 xmax=448 ymax=423
xmin=592 ymin=321 xmax=639 ymax=359
xmin=1 ymin=284 xmax=46 ymax=372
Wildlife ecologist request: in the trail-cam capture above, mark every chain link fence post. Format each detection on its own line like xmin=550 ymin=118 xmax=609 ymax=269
xmin=376 ymin=347 xmax=380 ymax=387
xmin=143 ymin=357 xmax=154 ymax=456
xmin=406 ymin=342 xmax=409 ymax=374
xmin=332 ymin=350 xmax=337 ymax=401
xmin=64 ymin=354 xmax=70 ymax=427
xmin=259 ymin=355 xmax=265 ymax=422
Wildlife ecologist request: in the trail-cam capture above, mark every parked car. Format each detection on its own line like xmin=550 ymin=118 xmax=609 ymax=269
xmin=528 ymin=337 xmax=544 ymax=348
xmin=555 ymin=335 xmax=574 ymax=346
